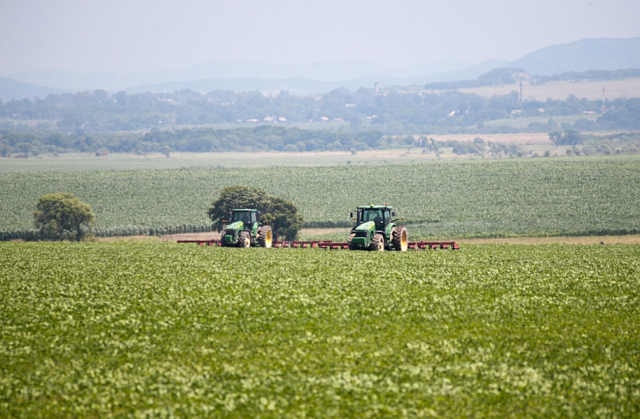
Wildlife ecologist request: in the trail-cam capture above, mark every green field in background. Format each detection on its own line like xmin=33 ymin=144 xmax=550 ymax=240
xmin=2 ymin=158 xmax=640 ymax=239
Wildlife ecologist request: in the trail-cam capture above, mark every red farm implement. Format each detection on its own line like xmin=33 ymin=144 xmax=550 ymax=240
xmin=180 ymin=204 xmax=459 ymax=251
xmin=177 ymin=239 xmax=458 ymax=250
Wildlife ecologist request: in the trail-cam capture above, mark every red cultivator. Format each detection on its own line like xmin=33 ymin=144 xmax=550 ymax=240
xmin=179 ymin=205 xmax=459 ymax=251
xmin=177 ymin=239 xmax=458 ymax=250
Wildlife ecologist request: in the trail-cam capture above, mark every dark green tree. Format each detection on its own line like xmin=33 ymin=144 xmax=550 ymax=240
xmin=34 ymin=193 xmax=96 ymax=241
xmin=549 ymin=130 xmax=583 ymax=146
xmin=207 ymin=185 xmax=304 ymax=240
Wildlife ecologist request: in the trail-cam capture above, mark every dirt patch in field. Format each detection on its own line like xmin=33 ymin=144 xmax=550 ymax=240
xmin=96 ymin=231 xmax=640 ymax=245
xmin=457 ymin=235 xmax=640 ymax=245
xmin=97 ymin=232 xmax=220 ymax=242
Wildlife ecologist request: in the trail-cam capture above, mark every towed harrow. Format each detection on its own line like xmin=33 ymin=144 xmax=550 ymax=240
xmin=179 ymin=205 xmax=459 ymax=251
xmin=177 ymin=239 xmax=458 ymax=250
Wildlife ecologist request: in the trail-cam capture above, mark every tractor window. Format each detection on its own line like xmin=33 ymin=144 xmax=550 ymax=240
xmin=362 ymin=209 xmax=383 ymax=224
xmin=232 ymin=212 xmax=251 ymax=224
xmin=384 ymin=211 xmax=390 ymax=222
xmin=251 ymin=212 xmax=257 ymax=224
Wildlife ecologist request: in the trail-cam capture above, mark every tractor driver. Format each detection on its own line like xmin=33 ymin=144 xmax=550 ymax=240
xmin=241 ymin=214 xmax=250 ymax=226
xmin=364 ymin=209 xmax=383 ymax=226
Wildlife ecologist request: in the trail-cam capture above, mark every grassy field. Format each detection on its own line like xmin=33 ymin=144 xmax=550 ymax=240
xmin=1 ymin=242 xmax=638 ymax=417
xmin=2 ymin=157 xmax=640 ymax=240
xmin=455 ymin=77 xmax=640 ymax=101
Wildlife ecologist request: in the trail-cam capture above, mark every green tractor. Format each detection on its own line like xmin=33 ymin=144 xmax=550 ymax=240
xmin=348 ymin=205 xmax=408 ymax=251
xmin=220 ymin=209 xmax=273 ymax=248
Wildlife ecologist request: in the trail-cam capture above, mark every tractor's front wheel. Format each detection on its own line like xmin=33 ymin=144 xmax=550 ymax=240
xmin=257 ymin=226 xmax=273 ymax=248
xmin=392 ymin=226 xmax=408 ymax=251
xmin=348 ymin=233 xmax=356 ymax=250
xmin=238 ymin=231 xmax=251 ymax=248
xmin=219 ymin=230 xmax=228 ymax=247
xmin=370 ymin=233 xmax=385 ymax=251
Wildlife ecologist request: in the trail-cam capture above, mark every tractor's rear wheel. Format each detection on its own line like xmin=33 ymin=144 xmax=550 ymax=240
xmin=347 ymin=233 xmax=356 ymax=250
xmin=370 ymin=233 xmax=384 ymax=251
xmin=238 ymin=231 xmax=251 ymax=248
xmin=392 ymin=226 xmax=408 ymax=251
xmin=257 ymin=226 xmax=273 ymax=248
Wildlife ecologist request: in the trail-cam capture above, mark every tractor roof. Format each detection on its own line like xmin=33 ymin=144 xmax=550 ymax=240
xmin=357 ymin=205 xmax=393 ymax=210
xmin=231 ymin=208 xmax=258 ymax=212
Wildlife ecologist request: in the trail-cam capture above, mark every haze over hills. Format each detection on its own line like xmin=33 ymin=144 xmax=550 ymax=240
xmin=510 ymin=37 xmax=640 ymax=76
xmin=6 ymin=58 xmax=486 ymax=93
xmin=1 ymin=37 xmax=639 ymax=101
xmin=0 ymin=78 xmax=66 ymax=102
xmin=126 ymin=59 xmax=510 ymax=95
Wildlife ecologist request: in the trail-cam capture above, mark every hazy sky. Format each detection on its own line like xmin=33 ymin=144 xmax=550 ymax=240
xmin=1 ymin=0 xmax=639 ymax=75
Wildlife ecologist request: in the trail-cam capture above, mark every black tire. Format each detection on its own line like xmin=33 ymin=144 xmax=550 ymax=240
xmin=392 ymin=226 xmax=408 ymax=251
xmin=257 ymin=225 xmax=273 ymax=248
xmin=347 ymin=233 xmax=356 ymax=250
xmin=219 ymin=230 xmax=229 ymax=247
xmin=238 ymin=231 xmax=251 ymax=248
xmin=370 ymin=233 xmax=384 ymax=251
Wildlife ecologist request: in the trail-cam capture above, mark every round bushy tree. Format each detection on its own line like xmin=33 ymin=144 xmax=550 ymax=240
xmin=208 ymin=185 xmax=304 ymax=240
xmin=34 ymin=193 xmax=95 ymax=241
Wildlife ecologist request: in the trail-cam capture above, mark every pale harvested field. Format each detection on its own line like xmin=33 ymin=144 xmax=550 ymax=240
xmin=426 ymin=133 xmax=551 ymax=145
xmin=454 ymin=78 xmax=640 ymax=101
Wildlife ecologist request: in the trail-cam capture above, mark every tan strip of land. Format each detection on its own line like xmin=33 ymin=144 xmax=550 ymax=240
xmin=96 ymin=231 xmax=640 ymax=245
xmin=457 ymin=235 xmax=640 ymax=245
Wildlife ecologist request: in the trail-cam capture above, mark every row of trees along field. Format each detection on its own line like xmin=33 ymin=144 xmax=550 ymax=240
xmin=26 ymin=187 xmax=304 ymax=242
xmin=2 ymin=86 xmax=639 ymax=134
xmin=2 ymin=125 xmax=640 ymax=157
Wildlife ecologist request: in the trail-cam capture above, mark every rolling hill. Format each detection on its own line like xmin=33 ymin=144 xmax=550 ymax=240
xmin=510 ymin=37 xmax=640 ymax=76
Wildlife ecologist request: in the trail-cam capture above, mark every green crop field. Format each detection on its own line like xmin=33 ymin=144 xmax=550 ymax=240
xmin=2 ymin=158 xmax=640 ymax=240
xmin=1 ymin=242 xmax=639 ymax=417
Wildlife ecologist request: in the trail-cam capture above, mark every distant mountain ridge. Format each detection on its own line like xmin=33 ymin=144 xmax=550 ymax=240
xmin=510 ymin=37 xmax=640 ymax=75
xmin=2 ymin=37 xmax=639 ymax=99
xmin=126 ymin=60 xmax=510 ymax=95
xmin=0 ymin=78 xmax=66 ymax=102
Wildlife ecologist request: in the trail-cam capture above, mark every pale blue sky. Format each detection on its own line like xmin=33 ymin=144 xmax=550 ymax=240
xmin=1 ymin=0 xmax=639 ymax=74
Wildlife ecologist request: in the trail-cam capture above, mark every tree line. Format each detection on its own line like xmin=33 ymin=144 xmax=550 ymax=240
xmin=2 ymin=84 xmax=639 ymax=136
xmin=0 ymin=126 xmax=385 ymax=156
xmin=17 ymin=186 xmax=304 ymax=242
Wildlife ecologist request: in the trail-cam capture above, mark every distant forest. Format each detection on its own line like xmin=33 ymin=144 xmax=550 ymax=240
xmin=2 ymin=124 xmax=640 ymax=158
xmin=1 ymin=78 xmax=640 ymax=137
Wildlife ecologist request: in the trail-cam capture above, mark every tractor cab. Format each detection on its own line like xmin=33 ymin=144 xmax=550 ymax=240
xmin=230 ymin=209 xmax=257 ymax=227
xmin=348 ymin=205 xmax=408 ymax=251
xmin=357 ymin=206 xmax=393 ymax=231
xmin=221 ymin=209 xmax=273 ymax=248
